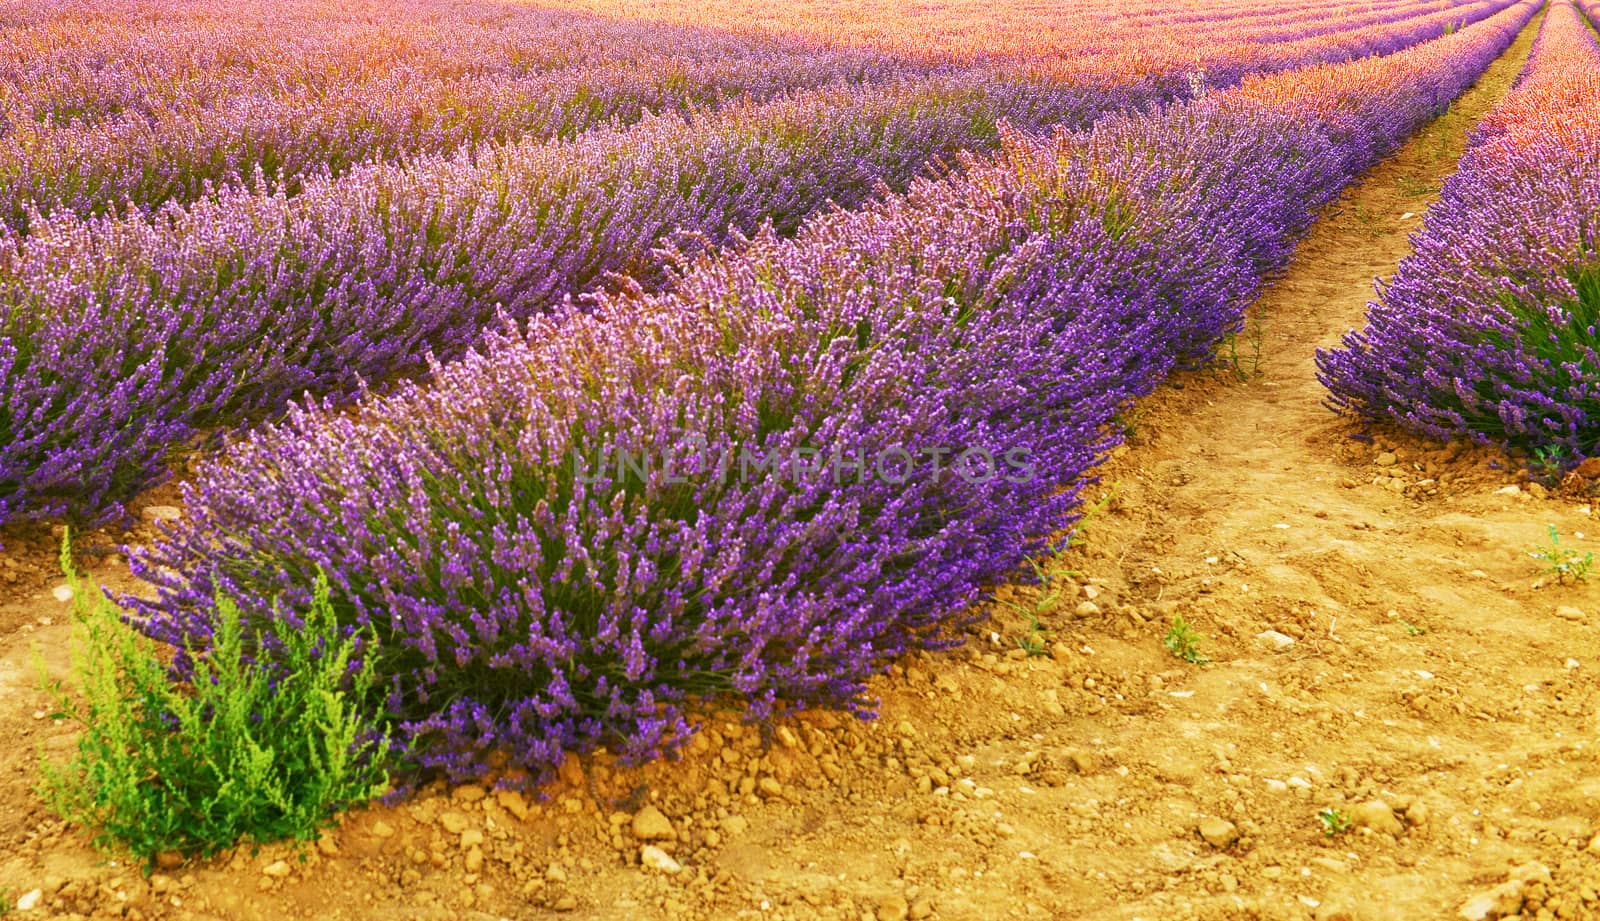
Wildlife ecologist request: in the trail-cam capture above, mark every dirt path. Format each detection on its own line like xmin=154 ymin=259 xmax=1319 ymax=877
xmin=4 ymin=12 xmax=1598 ymax=921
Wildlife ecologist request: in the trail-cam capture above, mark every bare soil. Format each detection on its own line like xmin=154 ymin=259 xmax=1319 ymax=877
xmin=3 ymin=15 xmax=1597 ymax=921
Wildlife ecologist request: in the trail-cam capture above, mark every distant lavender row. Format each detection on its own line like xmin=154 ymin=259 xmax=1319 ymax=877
xmin=0 ymin=73 xmax=1148 ymax=527
xmin=0 ymin=0 xmax=1516 ymax=227
xmin=127 ymin=3 xmax=1535 ymax=783
xmin=1320 ymin=1 xmax=1600 ymax=463
xmin=0 ymin=0 xmax=953 ymax=231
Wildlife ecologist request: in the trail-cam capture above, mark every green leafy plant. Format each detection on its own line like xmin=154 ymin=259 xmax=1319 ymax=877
xmin=1317 ymin=808 xmax=1352 ymax=837
xmin=1529 ymin=524 xmax=1593 ymax=583
xmin=1399 ymin=619 xmax=1428 ymax=637
xmin=39 ymin=534 xmax=393 ymax=869
xmin=1163 ymin=614 xmax=1207 ymax=665
xmin=1221 ymin=314 xmax=1264 ymax=381
xmin=1532 ymin=444 xmax=1571 ymax=483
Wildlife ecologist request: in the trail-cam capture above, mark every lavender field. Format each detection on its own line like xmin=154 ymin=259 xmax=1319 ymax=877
xmin=2 ymin=1 xmax=1599 ymax=917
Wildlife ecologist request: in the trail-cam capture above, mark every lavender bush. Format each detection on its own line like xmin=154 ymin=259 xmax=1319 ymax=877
xmin=128 ymin=2 xmax=1536 ymax=783
xmin=1319 ymin=0 xmax=1600 ymax=462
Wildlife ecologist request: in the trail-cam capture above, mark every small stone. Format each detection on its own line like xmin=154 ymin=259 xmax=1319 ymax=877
xmin=495 ymin=789 xmax=530 ymax=821
xmin=51 ymin=584 xmax=73 ymax=603
xmin=14 ymin=890 xmax=42 ymax=912
xmin=1075 ymin=601 xmax=1101 ymax=618
xmin=631 ymin=805 xmax=676 ymax=841
xmin=463 ymin=846 xmax=484 ymax=873
xmin=1459 ymin=879 xmax=1529 ymax=921
xmin=1066 ymin=751 xmax=1098 ymax=774
xmin=140 ymin=505 xmax=182 ymax=523
xmin=1527 ymin=482 xmax=1549 ymax=500
xmin=1198 ymin=817 xmax=1240 ymax=848
xmin=640 ymin=845 xmax=682 ymax=874
xmin=546 ymin=863 xmax=569 ymax=883
xmin=459 ymin=828 xmax=485 ymax=849
xmin=909 ymin=898 xmax=934 ymax=920
xmin=1556 ymin=606 xmax=1586 ymax=623
xmin=452 ymin=784 xmax=487 ymax=802
xmin=757 ymin=777 xmax=783 ymax=798
xmin=1496 ymin=485 xmax=1522 ymax=496
xmin=371 ymin=820 xmax=396 ymax=839
xmin=722 ymin=815 xmax=749 ymax=836
xmin=156 ymin=851 xmax=184 ymax=870
xmin=552 ymin=895 xmax=578 ymax=912
xmin=1350 ymin=800 xmax=1404 ymax=836
xmin=316 ymin=835 xmax=339 ymax=857
xmin=439 ymin=811 xmax=471 ymax=834
xmin=1256 ymin=630 xmax=1296 ymax=650
xmin=1405 ymin=801 xmax=1429 ymax=826
xmin=877 ymin=893 xmax=910 ymax=921
xmin=1375 ymin=452 xmax=1398 ymax=467
xmin=262 ymin=860 xmax=292 ymax=878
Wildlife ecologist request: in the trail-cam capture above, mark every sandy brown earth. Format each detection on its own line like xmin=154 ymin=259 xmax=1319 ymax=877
xmin=3 ymin=13 xmax=1599 ymax=921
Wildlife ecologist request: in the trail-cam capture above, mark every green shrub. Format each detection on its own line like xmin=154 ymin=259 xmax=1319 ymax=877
xmin=39 ymin=535 xmax=391 ymax=867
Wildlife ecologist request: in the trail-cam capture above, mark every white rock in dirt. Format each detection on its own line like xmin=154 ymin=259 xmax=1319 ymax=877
xmin=639 ymin=845 xmax=682 ymax=874
xmin=1256 ymin=630 xmax=1296 ymax=650
xmin=877 ymin=893 xmax=911 ymax=921
xmin=1350 ymin=800 xmax=1404 ymax=836
xmin=261 ymin=860 xmax=292 ymax=878
xmin=1375 ymin=452 xmax=1398 ymax=467
xmin=1458 ymin=879 xmax=1530 ymax=921
xmin=140 ymin=505 xmax=183 ymax=523
xmin=1495 ymin=485 xmax=1522 ymax=497
xmin=1197 ymin=817 xmax=1240 ymax=848
xmin=51 ymin=585 xmax=73 ymax=603
xmin=1075 ymin=601 xmax=1101 ymax=617
xmin=1555 ymin=606 xmax=1586 ymax=623
xmin=14 ymin=889 xmax=41 ymax=912
xmin=631 ymin=805 xmax=676 ymax=841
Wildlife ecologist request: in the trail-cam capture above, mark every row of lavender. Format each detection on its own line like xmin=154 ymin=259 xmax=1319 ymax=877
xmin=0 ymin=0 xmax=1523 ymax=530
xmin=0 ymin=0 xmax=958 ymax=231
xmin=0 ymin=0 xmax=1516 ymax=228
xmin=125 ymin=4 xmax=1537 ymax=782
xmin=0 ymin=73 xmax=1150 ymax=528
xmin=1319 ymin=0 xmax=1600 ymax=463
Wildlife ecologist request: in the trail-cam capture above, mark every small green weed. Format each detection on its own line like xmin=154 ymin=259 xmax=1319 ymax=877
xmin=1399 ymin=619 xmax=1428 ymax=637
xmin=1016 ymin=612 xmax=1051 ymax=657
xmin=1221 ymin=314 xmax=1264 ymax=381
xmin=1394 ymin=175 xmax=1438 ymax=198
xmin=1003 ymin=555 xmax=1074 ymax=656
xmin=1532 ymin=444 xmax=1571 ymax=483
xmin=1163 ymin=614 xmax=1207 ymax=665
xmin=39 ymin=534 xmax=393 ymax=869
xmin=1529 ymin=524 xmax=1593 ymax=583
xmin=1317 ymin=808 xmax=1352 ymax=837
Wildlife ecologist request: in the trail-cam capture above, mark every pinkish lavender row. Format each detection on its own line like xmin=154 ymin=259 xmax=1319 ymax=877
xmin=1320 ymin=1 xmax=1600 ymax=467
xmin=0 ymin=0 xmax=1518 ymax=228
xmin=124 ymin=3 xmax=1536 ymax=784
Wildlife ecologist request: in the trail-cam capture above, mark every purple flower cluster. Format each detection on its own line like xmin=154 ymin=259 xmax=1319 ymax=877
xmin=1318 ymin=0 xmax=1600 ymax=462
xmin=128 ymin=2 xmax=1536 ymax=783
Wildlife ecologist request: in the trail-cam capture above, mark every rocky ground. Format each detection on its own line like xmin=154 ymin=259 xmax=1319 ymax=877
xmin=2 ymin=13 xmax=1598 ymax=921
